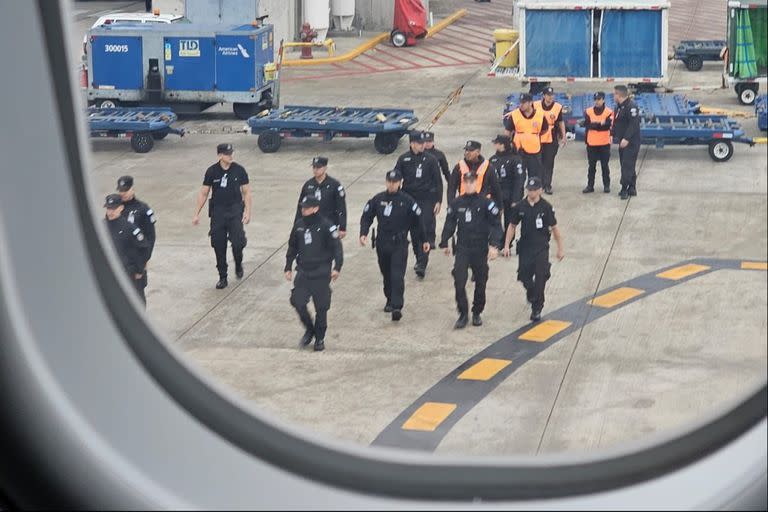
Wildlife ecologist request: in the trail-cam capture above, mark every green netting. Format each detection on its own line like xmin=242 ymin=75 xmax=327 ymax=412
xmin=749 ymin=8 xmax=767 ymax=74
xmin=734 ymin=9 xmax=759 ymax=78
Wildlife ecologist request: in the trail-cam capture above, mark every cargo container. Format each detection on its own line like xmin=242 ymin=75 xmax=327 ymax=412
xmin=724 ymin=0 xmax=767 ymax=105
xmin=503 ymin=0 xmax=669 ymax=93
xmin=86 ymin=22 xmax=276 ymax=119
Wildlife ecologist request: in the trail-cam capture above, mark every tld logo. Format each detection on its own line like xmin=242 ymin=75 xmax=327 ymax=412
xmin=179 ymin=39 xmax=201 ymax=57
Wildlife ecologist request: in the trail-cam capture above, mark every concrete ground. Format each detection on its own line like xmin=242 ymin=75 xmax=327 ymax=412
xmin=75 ymin=0 xmax=767 ymax=456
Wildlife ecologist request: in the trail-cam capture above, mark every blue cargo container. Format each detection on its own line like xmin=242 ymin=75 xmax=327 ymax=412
xmin=511 ymin=0 xmax=669 ymax=92
xmin=86 ymin=23 xmax=275 ymax=119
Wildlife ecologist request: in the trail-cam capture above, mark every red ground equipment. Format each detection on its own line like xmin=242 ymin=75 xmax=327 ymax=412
xmin=391 ymin=0 xmax=428 ymax=48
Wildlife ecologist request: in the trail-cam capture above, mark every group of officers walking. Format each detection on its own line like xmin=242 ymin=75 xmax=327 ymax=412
xmin=103 ymin=85 xmax=641 ymax=352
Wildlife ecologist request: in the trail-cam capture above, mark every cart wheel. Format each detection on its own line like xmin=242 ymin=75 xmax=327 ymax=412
xmin=257 ymin=131 xmax=282 ymax=153
xmin=151 ymin=129 xmax=169 ymax=140
xmin=96 ymin=99 xmax=119 ymax=109
xmin=391 ymin=30 xmax=407 ymax=48
xmin=374 ymin=133 xmax=401 ymax=154
xmin=233 ymin=103 xmax=258 ymax=120
xmin=685 ymin=55 xmax=703 ymax=72
xmin=708 ymin=140 xmax=733 ymax=162
xmin=736 ymin=84 xmax=758 ymax=106
xmin=131 ymin=132 xmax=154 ymax=153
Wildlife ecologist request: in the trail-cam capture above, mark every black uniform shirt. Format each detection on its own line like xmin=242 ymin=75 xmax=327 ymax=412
xmin=425 ymin=146 xmax=451 ymax=184
xmin=510 ymin=198 xmax=557 ymax=259
xmin=612 ymin=98 xmax=641 ymax=144
xmin=295 ymin=175 xmax=347 ymax=231
xmin=488 ymin=150 xmax=524 ymax=203
xmin=105 ymin=216 xmax=150 ymax=276
xmin=394 ymin=150 xmax=443 ymax=203
xmin=203 ymin=162 xmax=249 ymax=210
xmin=360 ymin=190 xmax=426 ymax=244
xmin=285 ymin=213 xmax=343 ymax=279
xmin=121 ymin=197 xmax=157 ymax=259
xmin=439 ymin=193 xmax=503 ymax=250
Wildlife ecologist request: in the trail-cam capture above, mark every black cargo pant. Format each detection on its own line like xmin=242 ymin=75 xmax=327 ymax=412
xmin=209 ymin=203 xmax=246 ymax=279
xmin=290 ymin=271 xmax=332 ymax=340
xmin=411 ymin=199 xmax=435 ymax=269
xmin=133 ymin=271 xmax=147 ymax=306
xmin=520 ymin=150 xmax=543 ymax=180
xmin=540 ymin=142 xmax=559 ymax=189
xmin=377 ymin=236 xmax=409 ymax=310
xmin=619 ymin=143 xmax=640 ymax=191
xmin=587 ymin=144 xmax=611 ymax=188
xmin=518 ymin=249 xmax=551 ymax=312
xmin=452 ymin=246 xmax=489 ymax=315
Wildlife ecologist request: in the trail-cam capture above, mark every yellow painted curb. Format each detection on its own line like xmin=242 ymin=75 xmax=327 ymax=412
xmin=282 ymin=8 xmax=468 ymax=67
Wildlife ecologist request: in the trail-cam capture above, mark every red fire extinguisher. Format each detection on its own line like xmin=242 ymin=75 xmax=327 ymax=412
xmin=299 ymin=22 xmax=317 ymax=59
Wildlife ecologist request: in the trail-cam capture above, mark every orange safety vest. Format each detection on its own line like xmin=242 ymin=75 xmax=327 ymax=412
xmin=458 ymin=159 xmax=490 ymax=196
xmin=585 ymin=106 xmax=614 ymax=146
xmin=535 ymin=100 xmax=563 ymax=144
xmin=510 ymin=108 xmax=545 ymax=154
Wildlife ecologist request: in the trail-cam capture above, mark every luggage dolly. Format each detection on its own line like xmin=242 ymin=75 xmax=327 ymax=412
xmin=88 ymin=107 xmax=184 ymax=153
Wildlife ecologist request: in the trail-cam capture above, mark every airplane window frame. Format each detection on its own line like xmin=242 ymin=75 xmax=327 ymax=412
xmin=36 ymin=0 xmax=768 ymax=502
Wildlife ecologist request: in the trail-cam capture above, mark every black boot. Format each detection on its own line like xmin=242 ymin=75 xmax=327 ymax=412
xmin=216 ymin=277 xmax=228 ymax=289
xmin=299 ymin=329 xmax=314 ymax=348
xmin=582 ymin=185 xmax=595 ymax=194
xmin=472 ymin=313 xmax=483 ymax=326
xmin=530 ymin=308 xmax=542 ymax=322
xmin=628 ymin=187 xmax=637 ymax=197
xmin=603 ymin=184 xmax=611 ymax=193
xmin=235 ymin=265 xmax=244 ymax=279
xmin=384 ymin=303 xmax=393 ymax=313
xmin=619 ymin=188 xmax=629 ymax=200
xmin=391 ymin=309 xmax=402 ymax=322
xmin=454 ymin=313 xmax=468 ymax=329
xmin=314 ymin=339 xmax=325 ymax=352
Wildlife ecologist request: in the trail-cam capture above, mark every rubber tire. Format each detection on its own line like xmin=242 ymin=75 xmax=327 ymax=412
xmin=233 ymin=102 xmax=258 ymax=120
xmin=391 ymin=30 xmax=407 ymax=48
xmin=708 ymin=140 xmax=733 ymax=162
xmin=151 ymin=129 xmax=169 ymax=141
xmin=685 ymin=55 xmax=703 ymax=72
xmin=96 ymin=99 xmax=119 ymax=109
xmin=257 ymin=131 xmax=282 ymax=153
xmin=374 ymin=133 xmax=401 ymax=154
xmin=131 ymin=132 xmax=154 ymax=154
xmin=736 ymin=84 xmax=758 ymax=106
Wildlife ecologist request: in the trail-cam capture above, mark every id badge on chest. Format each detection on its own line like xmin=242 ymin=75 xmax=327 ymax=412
xmin=314 ymin=188 xmax=322 ymax=200
xmin=304 ymin=230 xmax=313 ymax=245
xmin=384 ymin=203 xmax=393 ymax=217
xmin=465 ymin=210 xmax=472 ymax=223
xmin=220 ymin=173 xmax=228 ymax=188
xmin=500 ymin=166 xmax=507 ymax=178
xmin=416 ymin=164 xmax=423 ymax=178
xmin=536 ymin=214 xmax=544 ymax=229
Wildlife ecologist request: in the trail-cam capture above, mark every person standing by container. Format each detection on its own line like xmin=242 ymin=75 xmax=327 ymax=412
xmin=612 ymin=85 xmax=641 ymax=200
xmin=504 ymin=93 xmax=549 ymax=180
xmin=582 ymin=92 xmax=614 ymax=194
xmin=535 ymin=87 xmax=567 ymax=195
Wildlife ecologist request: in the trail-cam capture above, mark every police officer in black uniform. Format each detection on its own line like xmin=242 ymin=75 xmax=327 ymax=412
xmin=488 ymin=134 xmax=525 ymax=232
xmin=193 ymin=143 xmax=252 ymax=290
xmin=440 ymin=172 xmax=504 ymax=329
xmin=612 ymin=85 xmax=641 ymax=200
xmin=503 ymin=177 xmax=565 ymax=322
xmin=394 ymin=131 xmax=442 ymax=279
xmin=117 ymin=175 xmax=157 ymax=301
xmin=285 ymin=196 xmax=343 ymax=352
xmin=423 ymin=131 xmax=451 ymax=185
xmin=360 ymin=170 xmax=430 ymax=322
xmin=104 ymin=194 xmax=151 ymax=304
xmin=294 ymin=157 xmax=347 ymax=238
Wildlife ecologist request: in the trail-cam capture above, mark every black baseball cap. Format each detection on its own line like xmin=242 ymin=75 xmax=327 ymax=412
xmin=462 ymin=171 xmax=478 ymax=182
xmin=491 ymin=134 xmax=511 ymax=145
xmin=594 ymin=91 xmax=606 ymax=100
xmin=104 ymin=194 xmax=123 ymax=209
xmin=542 ymin=87 xmax=555 ymax=96
xmin=423 ymin=131 xmax=435 ymax=142
xmin=463 ymin=140 xmax=481 ymax=151
xmin=519 ymin=93 xmax=534 ymax=103
xmin=116 ymin=175 xmax=134 ymax=192
xmin=300 ymin=195 xmax=321 ymax=208
xmin=217 ymin=143 xmax=234 ymax=155
xmin=312 ymin=156 xmax=329 ymax=168
xmin=386 ymin=169 xmax=403 ymax=181
xmin=409 ymin=131 xmax=427 ymax=143
xmin=526 ymin=176 xmax=543 ymax=190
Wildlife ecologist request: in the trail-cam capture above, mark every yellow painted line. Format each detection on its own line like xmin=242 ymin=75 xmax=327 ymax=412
xmin=742 ymin=261 xmax=768 ymax=270
xmin=282 ymin=33 xmax=388 ymax=67
xmin=754 ymin=137 xmax=767 ymax=145
xmin=426 ymin=9 xmax=468 ymax=38
xmin=402 ymin=402 xmax=457 ymax=431
xmin=457 ymin=358 xmax=512 ymax=381
xmin=588 ymin=287 xmax=645 ymax=308
xmin=519 ymin=320 xmax=572 ymax=343
xmin=656 ymin=263 xmax=711 ymax=281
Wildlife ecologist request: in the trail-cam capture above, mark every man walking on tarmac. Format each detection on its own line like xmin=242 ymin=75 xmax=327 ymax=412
xmin=447 ymin=140 xmax=504 ymax=207
xmin=503 ymin=177 xmax=565 ymax=322
xmin=488 ymin=134 xmax=525 ymax=232
xmin=294 ymin=156 xmax=347 ymax=238
xmin=440 ymin=172 xmax=504 ymax=329
xmin=423 ymin=131 xmax=452 ymax=185
xmin=612 ymin=85 xmax=641 ymax=200
xmin=535 ymin=87 xmax=567 ymax=195
xmin=504 ymin=93 xmax=549 ymax=180
xmin=582 ymin=92 xmax=614 ymax=194
xmin=393 ymin=131 xmax=442 ymax=279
